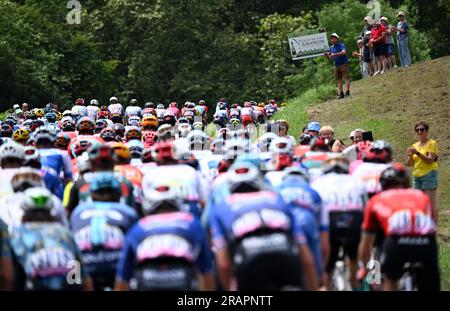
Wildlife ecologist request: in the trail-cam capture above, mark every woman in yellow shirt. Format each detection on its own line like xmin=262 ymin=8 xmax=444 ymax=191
xmin=406 ymin=121 xmax=439 ymax=221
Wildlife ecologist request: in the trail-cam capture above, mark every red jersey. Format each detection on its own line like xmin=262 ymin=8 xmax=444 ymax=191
xmin=371 ymin=25 xmax=387 ymax=43
xmin=362 ymin=189 xmax=436 ymax=237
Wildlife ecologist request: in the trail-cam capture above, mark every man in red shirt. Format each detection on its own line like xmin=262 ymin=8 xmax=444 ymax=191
xmin=358 ymin=163 xmax=440 ymax=290
xmin=369 ymin=20 xmax=388 ymax=75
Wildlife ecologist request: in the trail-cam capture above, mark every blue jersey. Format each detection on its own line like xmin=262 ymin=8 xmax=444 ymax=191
xmin=70 ymin=201 xmax=138 ymax=276
xmin=329 ymin=42 xmax=348 ymax=66
xmin=277 ymin=176 xmax=328 ymax=231
xmin=209 ymin=190 xmax=307 ymax=251
xmin=41 ymin=169 xmax=63 ymax=199
xmin=116 ymin=212 xmax=213 ymax=282
xmin=39 ymin=148 xmax=72 ymax=180
xmin=10 ymin=222 xmax=85 ymax=290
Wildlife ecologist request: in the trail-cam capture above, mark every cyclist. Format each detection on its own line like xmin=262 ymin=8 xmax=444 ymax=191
xmin=358 ymin=163 xmax=440 ymax=291
xmin=276 ymin=167 xmax=329 ymax=283
xmin=114 ymin=182 xmax=214 ymax=291
xmin=0 ymin=141 xmax=27 ymax=198
xmin=12 ymin=128 xmax=30 ymax=146
xmin=71 ymin=99 xmax=88 ymax=122
xmin=33 ymin=126 xmax=72 ymax=184
xmin=0 ymin=168 xmax=68 ymax=232
xmin=209 ymin=161 xmax=318 ymax=290
xmin=125 ymin=99 xmax=143 ymax=121
xmin=311 ymin=156 xmax=368 ymax=290
xmin=65 ymin=144 xmax=135 ymax=216
xmin=141 ymin=141 xmax=206 ymax=218
xmin=87 ymin=99 xmax=100 ymax=120
xmin=108 ymin=97 xmax=124 ymax=124
xmin=70 ymin=174 xmax=138 ymax=290
xmin=9 ymin=187 xmax=91 ymax=290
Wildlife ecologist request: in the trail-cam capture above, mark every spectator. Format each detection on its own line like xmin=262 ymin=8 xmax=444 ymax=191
xmin=324 ymin=33 xmax=350 ymax=99
xmin=360 ymin=16 xmax=374 ymax=76
xmin=306 ymin=122 xmax=321 ymax=137
xmin=342 ymin=129 xmax=364 ymax=161
xmin=406 ymin=121 xmax=439 ymax=221
xmin=380 ymin=17 xmax=397 ymax=69
xmin=319 ymin=125 xmax=345 ymax=152
xmin=369 ymin=19 xmax=388 ymax=75
xmin=394 ymin=11 xmax=411 ymax=68
xmin=352 ymin=40 xmax=369 ymax=78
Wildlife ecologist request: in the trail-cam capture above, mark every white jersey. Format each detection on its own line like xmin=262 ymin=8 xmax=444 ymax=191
xmin=86 ymin=105 xmax=100 ymax=119
xmin=0 ymin=192 xmax=68 ymax=234
xmin=142 ymin=164 xmax=207 ymax=203
xmin=350 ymin=162 xmax=389 ymax=195
xmin=155 ymin=108 xmax=165 ymax=118
xmin=71 ymin=105 xmax=88 ymax=117
xmin=108 ymin=103 xmax=123 ymax=116
xmin=125 ymin=106 xmax=142 ymax=118
xmin=198 ymin=154 xmax=222 ymax=181
xmin=264 ymin=171 xmax=287 ymax=189
xmin=311 ymin=173 xmax=368 ymax=213
xmin=241 ymin=107 xmax=253 ymax=116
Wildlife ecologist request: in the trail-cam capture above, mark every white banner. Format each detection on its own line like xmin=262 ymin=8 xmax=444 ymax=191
xmin=288 ymin=30 xmax=329 ymax=60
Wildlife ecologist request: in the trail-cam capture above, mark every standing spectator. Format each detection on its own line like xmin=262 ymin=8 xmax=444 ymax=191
xmin=352 ymin=40 xmax=369 ymax=78
xmin=406 ymin=121 xmax=439 ymax=221
xmin=369 ymin=20 xmax=388 ymax=75
xmin=393 ymin=11 xmax=411 ymax=68
xmin=360 ymin=16 xmax=374 ymax=76
xmin=381 ymin=17 xmax=397 ymax=69
xmin=324 ymin=33 xmax=351 ymax=99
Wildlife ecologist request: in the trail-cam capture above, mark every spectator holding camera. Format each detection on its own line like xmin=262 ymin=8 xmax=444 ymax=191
xmin=406 ymin=121 xmax=439 ymax=221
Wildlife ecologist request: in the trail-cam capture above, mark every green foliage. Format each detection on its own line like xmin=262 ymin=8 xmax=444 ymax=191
xmin=0 ymin=0 xmax=442 ymax=112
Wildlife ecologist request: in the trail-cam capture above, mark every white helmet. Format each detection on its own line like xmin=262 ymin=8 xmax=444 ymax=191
xmin=128 ymin=116 xmax=141 ymax=127
xmin=176 ymin=123 xmax=192 ymax=138
xmin=0 ymin=141 xmax=25 ymax=161
xmin=227 ymin=162 xmax=263 ymax=193
xmin=11 ymin=168 xmax=44 ymax=192
xmin=22 ymin=187 xmax=54 ymax=212
xmin=90 ymin=99 xmax=99 ymax=106
xmin=109 ymin=96 xmax=118 ymax=103
xmin=141 ymin=178 xmax=186 ymax=215
xmin=269 ymin=137 xmax=294 ymax=154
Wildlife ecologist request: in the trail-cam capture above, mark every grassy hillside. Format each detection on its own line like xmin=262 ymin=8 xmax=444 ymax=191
xmin=278 ymin=56 xmax=450 ymax=289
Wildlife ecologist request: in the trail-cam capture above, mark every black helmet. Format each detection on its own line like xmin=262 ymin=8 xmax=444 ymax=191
xmin=379 ymin=163 xmax=410 ymax=190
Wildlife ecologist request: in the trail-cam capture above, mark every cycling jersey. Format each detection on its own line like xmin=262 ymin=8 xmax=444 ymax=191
xmin=241 ymin=107 xmax=253 ymax=116
xmin=71 ymin=105 xmax=88 ymax=118
xmin=155 ymin=108 xmax=165 ymax=119
xmin=198 ymin=154 xmax=222 ymax=181
xmin=125 ymin=106 xmax=142 ymax=118
xmin=209 ymin=190 xmax=307 ymax=290
xmin=276 ymin=176 xmax=327 ymax=279
xmin=86 ymin=106 xmax=100 ymax=120
xmin=362 ymin=189 xmax=436 ymax=236
xmin=114 ymin=165 xmax=143 ymax=189
xmin=70 ymin=201 xmax=138 ymax=289
xmin=142 ymin=164 xmax=206 ymax=217
xmin=39 ymin=148 xmax=73 ymax=181
xmin=350 ymin=161 xmax=389 ymax=196
xmin=10 ymin=222 xmax=85 ymax=290
xmin=0 ymin=168 xmax=21 ymax=198
xmin=108 ymin=103 xmax=123 ymax=116
xmin=116 ymin=211 xmax=213 ymax=290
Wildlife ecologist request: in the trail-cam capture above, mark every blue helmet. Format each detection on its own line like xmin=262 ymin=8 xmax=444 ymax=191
xmin=89 ymin=173 xmax=121 ymax=194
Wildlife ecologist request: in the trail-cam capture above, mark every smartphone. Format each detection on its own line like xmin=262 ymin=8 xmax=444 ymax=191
xmin=362 ymin=131 xmax=374 ymax=142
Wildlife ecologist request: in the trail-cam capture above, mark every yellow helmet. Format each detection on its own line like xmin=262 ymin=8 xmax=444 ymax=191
xmin=35 ymin=109 xmax=45 ymax=118
xmin=13 ymin=128 xmax=30 ymax=142
xmin=140 ymin=115 xmax=159 ymax=128
xmin=56 ymin=111 xmax=63 ymax=121
xmin=110 ymin=142 xmax=131 ymax=162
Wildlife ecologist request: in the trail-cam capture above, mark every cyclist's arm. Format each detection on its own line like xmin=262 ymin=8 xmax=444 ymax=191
xmin=358 ymin=232 xmax=376 ymax=268
xmin=298 ymin=244 xmax=319 ymax=291
xmin=0 ymin=225 xmax=14 ymax=290
xmin=114 ymin=233 xmax=136 ymax=291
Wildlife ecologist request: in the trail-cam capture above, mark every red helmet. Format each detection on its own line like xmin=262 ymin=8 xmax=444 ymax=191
xmin=310 ymin=138 xmax=329 ymax=152
xmin=273 ymin=153 xmax=294 ymax=171
xmin=143 ymin=131 xmax=158 ymax=147
xmin=97 ymin=110 xmax=110 ymax=119
xmin=364 ymin=140 xmax=393 ymax=163
xmin=55 ymin=132 xmax=71 ymax=150
xmin=152 ymin=141 xmax=175 ymax=163
xmin=75 ymin=98 xmax=85 ymax=105
xmin=170 ymin=102 xmax=178 ymax=108
xmin=356 ymin=141 xmax=373 ymax=160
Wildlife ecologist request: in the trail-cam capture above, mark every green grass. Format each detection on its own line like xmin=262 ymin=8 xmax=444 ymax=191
xmin=281 ymin=56 xmax=450 ymax=289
